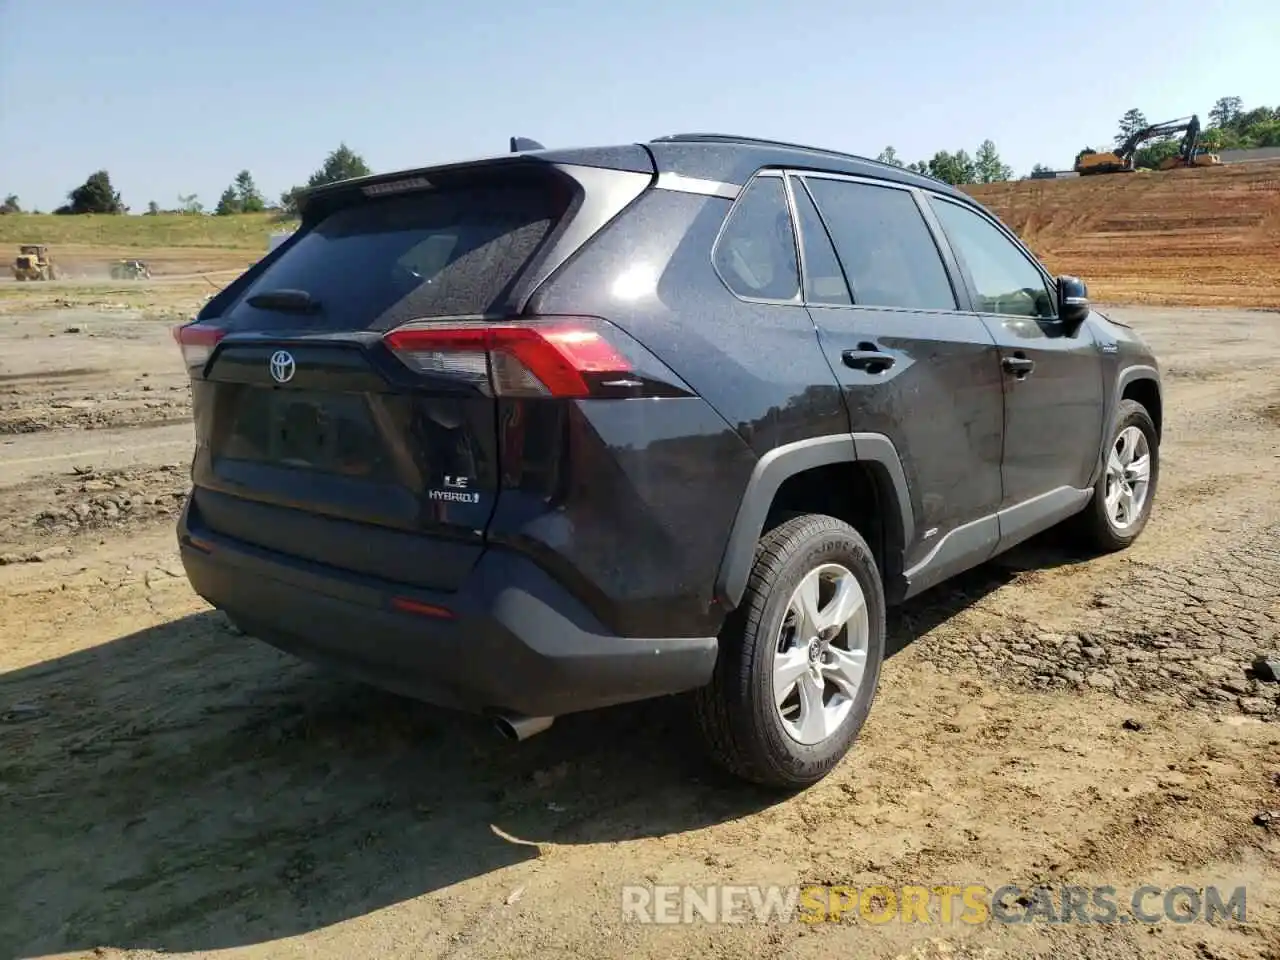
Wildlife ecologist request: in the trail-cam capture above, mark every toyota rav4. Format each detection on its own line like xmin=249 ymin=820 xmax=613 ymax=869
xmin=174 ymin=134 xmax=1162 ymax=788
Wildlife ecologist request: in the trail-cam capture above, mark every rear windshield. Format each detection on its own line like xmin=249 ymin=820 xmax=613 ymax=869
xmin=227 ymin=183 xmax=567 ymax=330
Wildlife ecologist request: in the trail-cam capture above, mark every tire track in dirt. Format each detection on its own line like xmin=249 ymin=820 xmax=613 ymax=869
xmin=0 ymin=422 xmax=193 ymax=487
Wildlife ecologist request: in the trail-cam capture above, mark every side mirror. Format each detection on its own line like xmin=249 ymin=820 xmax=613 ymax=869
xmin=1057 ymin=275 xmax=1090 ymax=327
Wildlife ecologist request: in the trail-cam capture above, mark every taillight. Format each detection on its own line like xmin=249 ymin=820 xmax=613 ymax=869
xmin=172 ymin=322 xmax=226 ymax=372
xmin=383 ymin=316 xmax=685 ymax=399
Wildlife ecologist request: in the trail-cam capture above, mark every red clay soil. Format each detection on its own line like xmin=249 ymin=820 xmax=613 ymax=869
xmin=964 ymin=160 xmax=1280 ymax=308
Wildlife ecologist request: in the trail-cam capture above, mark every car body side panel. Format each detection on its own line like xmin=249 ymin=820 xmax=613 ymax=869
xmin=483 ymin=397 xmax=758 ymax=638
xmin=978 ymin=313 xmax=1107 ymax=504
xmin=525 ymin=187 xmax=850 ymax=456
xmin=1093 ymin=309 xmax=1163 ymax=456
xmin=809 ymin=304 xmax=1006 ymax=572
xmin=522 ymin=186 xmax=855 ymax=625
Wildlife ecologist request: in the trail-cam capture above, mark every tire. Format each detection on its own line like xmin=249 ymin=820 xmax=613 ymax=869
xmin=1073 ymin=398 xmax=1159 ymax=552
xmin=694 ymin=514 xmax=886 ymax=789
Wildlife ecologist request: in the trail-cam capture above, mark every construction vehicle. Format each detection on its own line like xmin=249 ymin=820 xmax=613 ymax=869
xmin=1074 ymin=115 xmax=1220 ymax=176
xmin=109 ymin=259 xmax=152 ymax=280
xmin=1158 ymin=117 xmax=1222 ymax=171
xmin=12 ymin=244 xmax=56 ymax=281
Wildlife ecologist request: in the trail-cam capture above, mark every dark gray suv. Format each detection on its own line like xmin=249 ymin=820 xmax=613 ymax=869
xmin=174 ymin=133 xmax=1162 ymax=788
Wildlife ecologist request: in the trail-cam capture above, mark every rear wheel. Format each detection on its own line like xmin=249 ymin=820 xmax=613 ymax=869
xmin=694 ymin=514 xmax=885 ymax=789
xmin=1073 ymin=398 xmax=1159 ymax=551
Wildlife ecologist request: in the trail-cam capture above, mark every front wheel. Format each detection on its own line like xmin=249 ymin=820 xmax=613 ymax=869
xmin=1074 ymin=398 xmax=1159 ymax=551
xmin=694 ymin=514 xmax=886 ymax=789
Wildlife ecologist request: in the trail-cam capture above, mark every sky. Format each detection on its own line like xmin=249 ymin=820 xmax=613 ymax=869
xmin=2 ymin=0 xmax=1277 ymax=212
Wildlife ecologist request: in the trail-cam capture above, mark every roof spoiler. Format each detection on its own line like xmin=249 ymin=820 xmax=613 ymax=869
xmin=510 ymin=136 xmax=546 ymax=153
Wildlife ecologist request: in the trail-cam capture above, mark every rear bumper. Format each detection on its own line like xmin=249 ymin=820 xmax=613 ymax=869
xmin=177 ymin=499 xmax=718 ymax=717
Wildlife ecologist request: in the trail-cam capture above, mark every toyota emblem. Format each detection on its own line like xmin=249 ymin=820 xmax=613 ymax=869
xmin=269 ymin=350 xmax=296 ymax=384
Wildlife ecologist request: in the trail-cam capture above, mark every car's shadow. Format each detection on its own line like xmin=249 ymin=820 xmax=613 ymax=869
xmin=0 ymin=528 xmax=1093 ymax=955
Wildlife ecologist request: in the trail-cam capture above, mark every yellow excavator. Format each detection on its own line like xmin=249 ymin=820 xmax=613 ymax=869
xmin=1074 ymin=114 xmax=1221 ymax=176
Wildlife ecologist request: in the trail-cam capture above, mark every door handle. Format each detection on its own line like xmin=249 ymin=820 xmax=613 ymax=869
xmin=842 ymin=350 xmax=895 ymax=373
xmin=1002 ymin=354 xmax=1035 ymax=377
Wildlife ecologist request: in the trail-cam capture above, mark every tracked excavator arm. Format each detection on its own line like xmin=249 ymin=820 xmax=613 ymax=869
xmin=1075 ymin=115 xmax=1208 ymax=175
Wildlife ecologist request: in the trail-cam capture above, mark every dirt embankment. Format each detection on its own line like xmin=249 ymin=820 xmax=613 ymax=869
xmin=965 ymin=161 xmax=1280 ymax=308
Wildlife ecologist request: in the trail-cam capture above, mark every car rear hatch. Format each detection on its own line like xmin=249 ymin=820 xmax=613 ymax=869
xmin=178 ymin=151 xmax=655 ymax=592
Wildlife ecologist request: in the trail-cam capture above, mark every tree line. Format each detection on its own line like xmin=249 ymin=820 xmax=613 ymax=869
xmin=872 ymin=140 xmax=1014 ymax=186
xmin=7 ymin=103 xmax=1278 ymax=216
xmin=0 ymin=143 xmax=372 ymax=217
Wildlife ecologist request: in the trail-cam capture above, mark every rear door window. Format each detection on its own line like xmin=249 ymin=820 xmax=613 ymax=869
xmin=802 ymin=178 xmax=957 ymax=311
xmin=712 ymin=176 xmax=801 ymax=301
xmin=229 ymin=183 xmax=567 ymax=330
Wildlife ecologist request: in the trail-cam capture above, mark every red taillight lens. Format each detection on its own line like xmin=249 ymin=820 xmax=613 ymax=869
xmin=172 ymin=322 xmax=226 ymax=372
xmin=384 ymin=317 xmax=634 ymax=398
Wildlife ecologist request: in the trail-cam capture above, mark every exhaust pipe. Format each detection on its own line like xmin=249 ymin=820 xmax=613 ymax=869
xmin=491 ymin=712 xmax=555 ymax=742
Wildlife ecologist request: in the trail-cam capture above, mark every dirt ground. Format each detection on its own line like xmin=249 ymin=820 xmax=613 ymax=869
xmin=967 ymin=161 xmax=1280 ymax=309
xmin=2 ymin=301 xmax=1279 ymax=960
xmin=0 ymin=246 xmax=258 ymax=281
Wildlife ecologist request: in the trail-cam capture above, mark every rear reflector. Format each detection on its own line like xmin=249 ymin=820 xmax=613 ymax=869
xmin=181 ymin=534 xmax=215 ymax=554
xmin=173 ymin=322 xmax=226 ymax=371
xmin=384 ymin=317 xmax=634 ymax=398
xmin=391 ymin=596 xmax=455 ymax=619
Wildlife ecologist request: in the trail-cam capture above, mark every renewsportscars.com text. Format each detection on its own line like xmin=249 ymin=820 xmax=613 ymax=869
xmin=621 ymin=883 xmax=1248 ymax=926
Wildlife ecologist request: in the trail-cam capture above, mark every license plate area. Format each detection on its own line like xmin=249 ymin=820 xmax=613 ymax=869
xmin=222 ymin=387 xmax=390 ymax=479
xmin=270 ymin=394 xmax=334 ymax=468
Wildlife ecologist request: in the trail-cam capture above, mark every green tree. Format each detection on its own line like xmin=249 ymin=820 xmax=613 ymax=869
xmin=281 ymin=143 xmax=373 ymax=214
xmin=1133 ymin=139 xmax=1182 ymax=170
xmin=308 ymin=143 xmax=371 ymax=186
xmin=927 ymin=149 xmax=977 ymax=186
xmin=279 ymin=186 xmax=306 ymax=215
xmin=1029 ymin=163 xmax=1054 ymax=177
xmin=177 ymin=193 xmax=204 ymax=215
xmin=1247 ymin=119 xmax=1280 ymax=147
xmin=1115 ymin=108 xmax=1149 ymax=146
xmin=234 ymin=169 xmax=266 ymax=213
xmin=1199 ymin=127 xmax=1226 ymax=151
xmin=145 ymin=200 xmax=160 ymax=216
xmin=59 ymin=170 xmax=125 ymax=214
xmin=1236 ymin=106 xmax=1278 ymax=136
xmin=875 ymin=146 xmax=905 ymax=167
xmin=215 ymin=186 xmax=241 ymax=216
xmin=974 ymin=140 xmax=1013 ymax=183
xmin=0 ymin=194 xmax=20 ymax=214
xmin=1208 ymin=96 xmax=1243 ymax=128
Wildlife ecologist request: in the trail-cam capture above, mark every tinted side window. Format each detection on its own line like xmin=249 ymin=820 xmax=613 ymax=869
xmin=929 ymin=199 xmax=1055 ymax=318
xmin=803 ymin=178 xmax=957 ymax=311
xmin=713 ymin=176 xmax=800 ymax=301
xmin=789 ymin=177 xmax=851 ymax=305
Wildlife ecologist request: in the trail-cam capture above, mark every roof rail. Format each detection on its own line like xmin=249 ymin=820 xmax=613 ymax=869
xmin=653 ymin=132 xmax=871 ymax=163
xmin=651 ymin=132 xmax=938 ymax=180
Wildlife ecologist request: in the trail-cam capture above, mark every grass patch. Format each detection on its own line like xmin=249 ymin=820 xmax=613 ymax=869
xmin=0 ymin=213 xmax=297 ymax=251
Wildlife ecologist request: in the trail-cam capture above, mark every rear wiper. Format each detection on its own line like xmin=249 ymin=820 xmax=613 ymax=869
xmin=246 ymin=289 xmax=321 ymax=314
